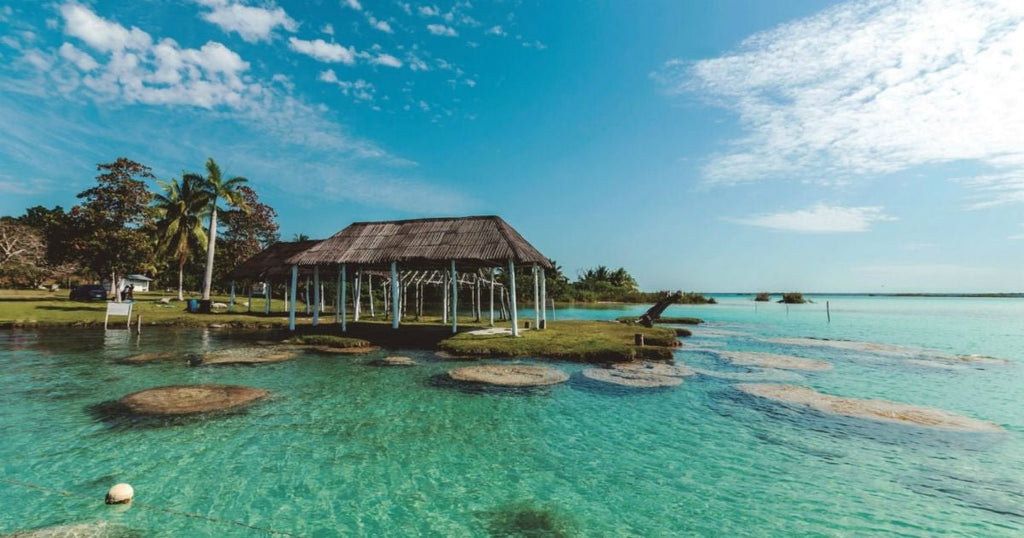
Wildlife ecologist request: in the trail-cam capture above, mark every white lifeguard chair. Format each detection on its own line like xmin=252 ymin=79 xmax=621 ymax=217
xmin=104 ymin=301 xmax=133 ymax=330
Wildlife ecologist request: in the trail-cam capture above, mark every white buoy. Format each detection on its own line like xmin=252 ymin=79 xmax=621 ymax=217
xmin=105 ymin=483 xmax=134 ymax=504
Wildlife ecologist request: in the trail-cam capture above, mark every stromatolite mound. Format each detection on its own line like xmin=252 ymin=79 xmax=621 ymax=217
xmin=691 ymin=367 xmax=805 ymax=383
xmin=120 ymin=351 xmax=179 ymax=364
xmin=448 ymin=365 xmax=569 ymax=387
xmin=611 ymin=361 xmax=695 ymax=378
xmin=6 ymin=521 xmax=138 ymax=537
xmin=765 ymin=337 xmax=1010 ymax=365
xmin=581 ymin=368 xmax=683 ymax=388
xmin=716 ymin=351 xmax=832 ymax=371
xmin=119 ymin=384 xmax=270 ymax=416
xmin=737 ymin=383 xmax=1004 ymax=432
xmin=374 ymin=356 xmax=416 ymax=366
xmin=201 ymin=346 xmax=296 ymax=365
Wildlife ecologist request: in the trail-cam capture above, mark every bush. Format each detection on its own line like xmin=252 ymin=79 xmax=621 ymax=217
xmin=754 ymin=292 xmax=771 ymax=302
xmin=778 ymin=292 xmax=807 ymax=304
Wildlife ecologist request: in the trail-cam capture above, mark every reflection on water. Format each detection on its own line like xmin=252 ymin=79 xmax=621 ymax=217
xmin=1 ymin=296 xmax=1023 ymax=536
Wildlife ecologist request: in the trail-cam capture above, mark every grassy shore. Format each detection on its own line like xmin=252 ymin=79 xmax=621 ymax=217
xmin=0 ymin=290 xmax=681 ymax=362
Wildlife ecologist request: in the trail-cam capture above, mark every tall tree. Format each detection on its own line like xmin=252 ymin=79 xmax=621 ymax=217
xmin=198 ymin=158 xmax=248 ymax=300
xmin=153 ymin=174 xmax=209 ymax=301
xmin=214 ymin=185 xmax=279 ymax=285
xmin=0 ymin=217 xmax=47 ymax=287
xmin=71 ymin=158 xmax=157 ymax=297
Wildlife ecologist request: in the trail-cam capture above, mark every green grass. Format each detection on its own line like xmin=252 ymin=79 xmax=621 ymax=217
xmin=438 ymin=320 xmax=678 ymax=363
xmin=285 ymin=335 xmax=373 ymax=348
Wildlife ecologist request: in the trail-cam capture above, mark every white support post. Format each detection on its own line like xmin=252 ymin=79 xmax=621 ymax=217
xmin=390 ymin=261 xmax=400 ymax=329
xmin=340 ymin=264 xmax=347 ymax=332
xmin=288 ymin=265 xmax=298 ymax=331
xmin=442 ymin=272 xmax=449 ymax=324
xmin=265 ymin=279 xmax=271 ymax=315
xmin=305 ymin=276 xmax=310 ymax=316
xmin=368 ymin=274 xmax=375 ymax=317
xmin=229 ymin=281 xmax=235 ymax=313
xmin=353 ymin=271 xmax=361 ymax=321
xmin=540 ymin=267 xmax=547 ymax=329
xmin=312 ymin=266 xmax=320 ymax=326
xmin=489 ymin=268 xmax=495 ymax=327
xmin=533 ymin=264 xmax=540 ymax=330
xmin=335 ymin=266 xmax=342 ymax=324
xmin=508 ymin=260 xmax=519 ymax=337
xmin=451 ymin=260 xmax=458 ymax=333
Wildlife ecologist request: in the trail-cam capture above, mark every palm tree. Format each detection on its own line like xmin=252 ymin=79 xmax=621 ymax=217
xmin=199 ymin=158 xmax=248 ymax=301
xmin=153 ymin=174 xmax=209 ymax=301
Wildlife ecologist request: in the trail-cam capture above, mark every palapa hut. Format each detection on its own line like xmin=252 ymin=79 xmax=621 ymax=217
xmin=285 ymin=216 xmax=553 ymax=335
xmin=226 ymin=240 xmax=320 ymax=314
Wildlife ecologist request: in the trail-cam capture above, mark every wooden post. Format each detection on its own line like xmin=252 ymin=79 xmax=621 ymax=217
xmin=532 ymin=264 xmax=540 ymax=330
xmin=312 ymin=266 xmax=320 ymax=326
xmin=489 ymin=267 xmax=495 ymax=327
xmin=265 ymin=279 xmax=271 ymax=315
xmin=826 ymin=301 xmax=831 ymax=323
xmin=509 ymin=260 xmax=519 ymax=336
xmin=391 ymin=261 xmax=400 ymax=329
xmin=288 ymin=265 xmax=298 ymax=331
xmin=539 ymin=267 xmax=547 ymax=329
xmin=229 ymin=281 xmax=235 ymax=313
xmin=451 ymin=260 xmax=458 ymax=333
xmin=340 ymin=264 xmax=347 ymax=332
xmin=550 ymin=298 xmax=556 ymax=321
xmin=353 ymin=270 xmax=361 ymax=321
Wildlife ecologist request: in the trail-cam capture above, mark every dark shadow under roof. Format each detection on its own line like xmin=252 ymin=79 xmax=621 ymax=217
xmin=227 ymin=240 xmax=321 ymax=281
xmin=286 ymin=216 xmax=552 ymax=270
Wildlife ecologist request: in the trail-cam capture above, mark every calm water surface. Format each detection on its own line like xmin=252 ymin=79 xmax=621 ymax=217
xmin=1 ymin=295 xmax=1022 ymax=536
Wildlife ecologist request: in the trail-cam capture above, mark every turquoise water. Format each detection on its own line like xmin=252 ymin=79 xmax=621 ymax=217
xmin=1 ymin=296 xmax=1022 ymax=536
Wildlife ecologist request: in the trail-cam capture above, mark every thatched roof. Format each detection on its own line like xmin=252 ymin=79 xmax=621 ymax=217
xmin=286 ymin=216 xmax=553 ymax=270
xmin=227 ymin=240 xmax=320 ymax=281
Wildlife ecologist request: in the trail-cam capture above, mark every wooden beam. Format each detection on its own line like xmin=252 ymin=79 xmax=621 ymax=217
xmin=540 ymin=267 xmax=547 ymax=329
xmin=312 ymin=266 xmax=320 ymax=326
xmin=533 ymin=264 xmax=540 ymax=330
xmin=340 ymin=264 xmax=347 ymax=332
xmin=489 ymin=267 xmax=495 ymax=327
xmin=451 ymin=260 xmax=458 ymax=333
xmin=391 ymin=261 xmax=400 ymax=329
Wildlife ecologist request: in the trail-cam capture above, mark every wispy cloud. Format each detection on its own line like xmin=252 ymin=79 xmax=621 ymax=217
xmin=486 ymin=25 xmax=506 ymax=37
xmin=653 ymin=0 xmax=1024 ymax=207
xmin=371 ymin=53 xmax=402 ymax=68
xmin=288 ymin=37 xmax=356 ymax=64
xmin=729 ymin=204 xmax=896 ymax=233
xmin=196 ymin=0 xmax=297 ymax=43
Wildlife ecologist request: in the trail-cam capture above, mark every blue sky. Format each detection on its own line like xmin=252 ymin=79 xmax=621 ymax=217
xmin=1 ymin=0 xmax=1022 ymax=293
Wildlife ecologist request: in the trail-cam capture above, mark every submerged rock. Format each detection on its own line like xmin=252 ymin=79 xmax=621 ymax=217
xmin=201 ymin=347 xmax=296 ymax=365
xmin=120 ymin=351 xmax=178 ymax=364
xmin=306 ymin=345 xmax=381 ymax=355
xmin=765 ymin=337 xmax=1010 ymax=365
xmin=691 ymin=367 xmax=805 ymax=383
xmin=375 ymin=356 xmax=416 ymax=366
xmin=119 ymin=384 xmax=270 ymax=416
xmin=6 ymin=520 xmax=139 ymax=537
xmin=581 ymin=368 xmax=683 ymax=388
xmin=736 ymin=383 xmax=1004 ymax=432
xmin=716 ymin=351 xmax=832 ymax=371
xmin=611 ymin=361 xmax=695 ymax=378
xmin=448 ymin=365 xmax=569 ymax=387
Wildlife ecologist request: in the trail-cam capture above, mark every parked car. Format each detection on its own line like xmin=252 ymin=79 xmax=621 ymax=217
xmin=69 ymin=284 xmax=108 ymax=301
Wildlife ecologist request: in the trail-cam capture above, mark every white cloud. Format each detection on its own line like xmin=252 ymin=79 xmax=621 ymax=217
xmin=321 ymin=23 xmax=334 ymax=36
xmin=319 ymin=70 xmax=375 ymax=101
xmin=288 ymin=37 xmax=355 ymax=64
xmin=654 ymin=0 xmax=1024 ymax=205
xmin=196 ymin=0 xmax=297 ymax=43
xmin=369 ymin=17 xmax=393 ymax=33
xmin=486 ymin=25 xmax=506 ymax=36
xmin=427 ymin=24 xmax=457 ymax=37
xmin=730 ymin=204 xmax=896 ymax=233
xmin=419 ymin=5 xmax=440 ymax=17
xmin=343 ymin=0 xmax=362 ymax=10
xmin=372 ymin=53 xmax=402 ymax=68
xmin=58 ymin=42 xmax=98 ymax=70
xmin=61 ymin=3 xmax=151 ymax=52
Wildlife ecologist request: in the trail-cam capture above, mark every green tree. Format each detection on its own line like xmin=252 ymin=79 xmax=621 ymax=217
xmin=198 ymin=158 xmax=248 ymax=300
xmin=0 ymin=217 xmax=47 ymax=287
xmin=71 ymin=158 xmax=157 ymax=297
xmin=153 ymin=174 xmax=209 ymax=301
xmin=214 ymin=185 xmax=279 ymax=286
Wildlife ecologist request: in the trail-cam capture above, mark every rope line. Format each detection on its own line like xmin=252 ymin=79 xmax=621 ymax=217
xmin=1 ymin=478 xmax=295 ymax=536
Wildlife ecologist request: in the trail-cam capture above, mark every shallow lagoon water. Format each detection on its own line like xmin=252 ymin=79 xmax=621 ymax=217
xmin=1 ymin=296 xmax=1022 ymax=536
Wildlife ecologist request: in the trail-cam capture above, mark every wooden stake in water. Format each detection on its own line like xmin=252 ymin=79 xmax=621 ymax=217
xmin=826 ymin=301 xmax=831 ymax=323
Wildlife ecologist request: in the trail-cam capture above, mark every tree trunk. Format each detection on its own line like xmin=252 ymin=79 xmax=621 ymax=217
xmin=177 ymin=262 xmax=185 ymax=302
xmin=201 ymin=205 xmax=218 ymax=300
xmin=110 ymin=271 xmax=118 ymax=302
